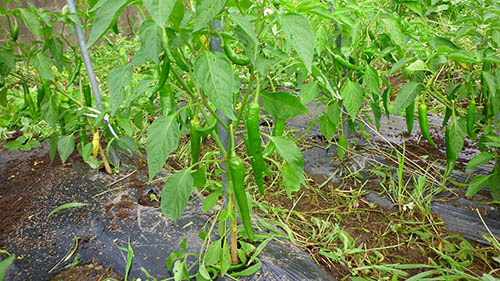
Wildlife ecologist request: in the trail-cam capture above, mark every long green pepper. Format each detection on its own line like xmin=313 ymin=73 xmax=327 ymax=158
xmin=228 ymin=125 xmax=254 ymax=241
xmin=222 ymin=35 xmax=250 ymax=66
xmin=245 ymin=97 xmax=265 ymax=195
xmin=418 ymin=101 xmax=436 ymax=146
xmin=190 ymin=118 xmax=202 ymax=166
xmin=228 ymin=152 xmax=255 ymax=241
xmin=405 ymin=101 xmax=415 ymax=135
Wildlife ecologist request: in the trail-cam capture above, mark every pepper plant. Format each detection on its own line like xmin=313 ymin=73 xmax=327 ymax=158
xmin=1 ymin=0 xmax=500 ymax=278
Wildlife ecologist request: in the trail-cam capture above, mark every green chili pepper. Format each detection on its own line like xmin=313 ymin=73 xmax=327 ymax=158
xmin=405 ymin=101 xmax=415 ymax=135
xmin=67 ymin=59 xmax=82 ymax=87
xmin=22 ymin=82 xmax=37 ymax=119
xmin=467 ymin=98 xmax=476 ymax=139
xmin=11 ymin=18 xmax=19 ymax=42
xmin=83 ymin=84 xmax=92 ymax=107
xmin=222 ymin=35 xmax=250 ymax=66
xmin=195 ymin=115 xmax=217 ymax=137
xmin=332 ymin=54 xmax=363 ymax=72
xmin=442 ymin=107 xmax=452 ymax=127
xmin=153 ymin=55 xmax=171 ymax=94
xmin=228 ymin=150 xmax=254 ymax=241
xmin=190 ymin=117 xmax=202 ymax=166
xmin=418 ymin=101 xmax=436 ymax=146
xmin=246 ymin=97 xmax=265 ymax=195
xmin=171 ymin=48 xmax=190 ymax=72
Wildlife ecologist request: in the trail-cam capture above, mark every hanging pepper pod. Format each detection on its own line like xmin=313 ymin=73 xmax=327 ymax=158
xmin=245 ymin=97 xmax=266 ymax=195
xmin=332 ymin=54 xmax=364 ymax=72
xmin=228 ymin=149 xmax=255 ymax=241
xmin=67 ymin=59 xmax=82 ymax=87
xmin=190 ymin=117 xmax=202 ymax=166
xmin=442 ymin=107 xmax=452 ymax=127
xmin=11 ymin=18 xmax=19 ymax=42
xmin=153 ymin=55 xmax=171 ymax=94
xmin=221 ymin=34 xmax=250 ymax=66
xmin=418 ymin=100 xmax=436 ymax=146
xmin=405 ymin=101 xmax=415 ymax=135
xmin=83 ymin=84 xmax=92 ymax=107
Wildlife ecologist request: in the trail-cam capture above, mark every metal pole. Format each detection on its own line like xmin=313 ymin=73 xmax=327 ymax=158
xmin=210 ymin=19 xmax=229 ymax=193
xmin=66 ymin=0 xmax=104 ymax=108
xmin=66 ymin=0 xmax=120 ymax=166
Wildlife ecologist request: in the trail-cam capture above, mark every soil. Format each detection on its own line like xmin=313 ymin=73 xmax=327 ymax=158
xmin=1 ymin=111 xmax=498 ymax=280
xmin=258 ymin=166 xmax=497 ymax=280
xmin=50 ymin=262 xmax=123 ymax=281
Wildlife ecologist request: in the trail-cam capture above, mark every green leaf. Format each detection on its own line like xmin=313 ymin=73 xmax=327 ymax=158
xmin=47 ymin=38 xmax=64 ymax=71
xmin=300 ymin=81 xmax=319 ymax=105
xmin=337 ymin=133 xmax=348 ymax=159
xmin=382 ymin=17 xmax=405 ymax=47
xmin=135 ymin=20 xmax=163 ymax=64
xmin=49 ymin=134 xmax=57 ymax=162
xmin=86 ymin=0 xmax=128 ymax=48
xmin=318 ymin=114 xmax=336 ymax=140
xmin=393 ymin=81 xmax=421 ymax=113
xmin=445 ymin=121 xmax=464 ymax=168
xmin=281 ymin=162 xmax=301 ymax=197
xmin=388 ymin=57 xmax=415 ymax=75
xmin=31 ymin=53 xmax=55 ymax=81
xmin=0 ymin=50 xmax=15 ymax=79
xmin=279 ymin=13 xmax=314 ymax=72
xmin=146 ymin=115 xmax=180 ymax=181
xmin=314 ymin=24 xmax=328 ymax=55
xmin=229 ymin=10 xmax=258 ymax=65
xmin=18 ymin=8 xmax=41 ymax=39
xmin=482 ymin=71 xmax=497 ymax=97
xmin=194 ymin=52 xmax=235 ymax=120
xmin=107 ymin=64 xmax=132 ymax=114
xmin=203 ymin=192 xmax=219 ymax=213
xmin=205 ymin=240 xmax=221 ymax=265
xmin=57 ymin=134 xmax=75 ymax=164
xmin=221 ymin=237 xmax=231 ymax=276
xmin=341 ymin=80 xmax=364 ymax=120
xmin=0 ymin=88 xmax=7 ymax=107
xmin=194 ymin=0 xmax=226 ymax=32
xmin=47 ymin=202 xmax=88 ymax=218
xmin=405 ymin=59 xmax=428 ymax=73
xmin=466 ymin=152 xmax=495 ymax=169
xmin=41 ymin=95 xmax=58 ymax=129
xmin=269 ymin=135 xmax=304 ymax=173
xmin=160 ymin=169 xmax=194 ymax=220
xmin=466 ymin=174 xmax=491 ymax=197
xmin=0 ymin=255 xmax=15 ymax=281
xmin=364 ymin=66 xmax=380 ymax=97
xmin=261 ymin=91 xmax=309 ymax=119
xmin=144 ymin=0 xmax=175 ymax=28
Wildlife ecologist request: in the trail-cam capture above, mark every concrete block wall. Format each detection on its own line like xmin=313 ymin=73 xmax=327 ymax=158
xmin=1 ymin=1 xmax=139 ymax=44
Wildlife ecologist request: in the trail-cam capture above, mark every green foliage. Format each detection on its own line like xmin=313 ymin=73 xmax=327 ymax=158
xmin=1 ymin=0 xmax=500 ymax=279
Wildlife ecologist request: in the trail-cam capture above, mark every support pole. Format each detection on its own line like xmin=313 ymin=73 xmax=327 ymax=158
xmin=66 ymin=0 xmax=120 ymax=167
xmin=210 ymin=19 xmax=229 ymax=193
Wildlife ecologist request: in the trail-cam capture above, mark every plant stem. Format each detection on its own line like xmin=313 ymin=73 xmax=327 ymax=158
xmin=231 ymin=217 xmax=239 ymax=264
